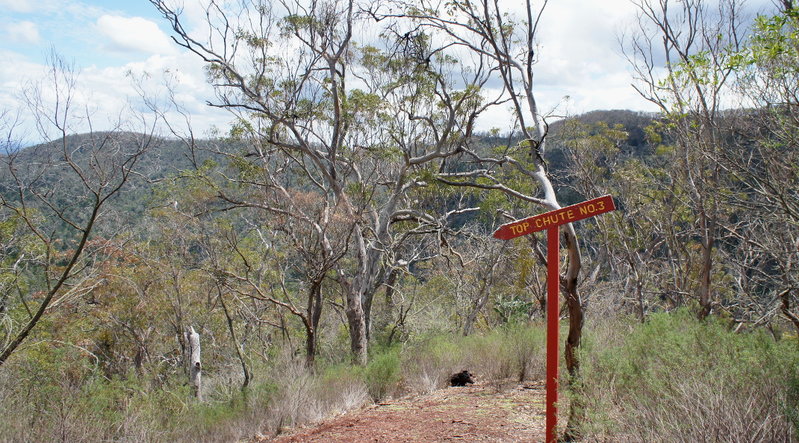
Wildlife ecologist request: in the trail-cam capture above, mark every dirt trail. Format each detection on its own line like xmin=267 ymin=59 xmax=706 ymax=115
xmin=262 ymin=381 xmax=547 ymax=442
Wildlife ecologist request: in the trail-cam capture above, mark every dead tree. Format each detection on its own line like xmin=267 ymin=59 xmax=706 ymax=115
xmin=185 ymin=326 xmax=202 ymax=400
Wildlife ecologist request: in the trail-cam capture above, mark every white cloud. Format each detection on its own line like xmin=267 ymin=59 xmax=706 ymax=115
xmin=79 ymin=52 xmax=230 ymax=135
xmin=468 ymin=0 xmax=655 ymax=130
xmin=0 ymin=0 xmax=36 ymax=13
xmin=0 ymin=0 xmax=63 ymax=14
xmin=0 ymin=50 xmax=41 ymax=111
xmin=7 ymin=21 xmax=41 ymax=45
xmin=95 ymin=15 xmax=178 ymax=56
xmin=529 ymin=0 xmax=653 ymax=114
xmin=0 ymin=46 xmax=230 ymax=144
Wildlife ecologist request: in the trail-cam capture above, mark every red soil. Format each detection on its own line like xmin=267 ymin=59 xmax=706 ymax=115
xmin=261 ymin=381 xmax=548 ymax=443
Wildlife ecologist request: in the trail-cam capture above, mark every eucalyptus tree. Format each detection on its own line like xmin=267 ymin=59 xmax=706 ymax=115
xmin=557 ymin=121 xmax=649 ymax=319
xmin=375 ymin=0 xmax=597 ymax=436
xmin=556 ymin=118 xmax=721 ymax=321
xmin=0 ymin=55 xmax=154 ymax=367
xmin=624 ymin=0 xmax=747 ymax=319
xmin=150 ymin=0 xmax=489 ymax=364
xmin=725 ymin=5 xmax=799 ymax=331
xmin=624 ymin=0 xmax=799 ymax=330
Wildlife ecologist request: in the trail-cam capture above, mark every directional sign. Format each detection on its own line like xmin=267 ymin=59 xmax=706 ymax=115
xmin=492 ymin=194 xmax=616 ymax=443
xmin=493 ymin=195 xmax=616 ymax=240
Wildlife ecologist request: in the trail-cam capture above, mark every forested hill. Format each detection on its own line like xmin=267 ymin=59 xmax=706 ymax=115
xmin=2 ymin=134 xmax=254 ymax=254
xmin=2 ymin=132 xmax=211 ymax=227
xmin=3 ymin=109 xmax=658 ymax=233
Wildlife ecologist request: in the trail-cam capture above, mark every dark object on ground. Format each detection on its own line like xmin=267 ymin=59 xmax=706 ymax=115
xmin=450 ymin=370 xmax=475 ymax=387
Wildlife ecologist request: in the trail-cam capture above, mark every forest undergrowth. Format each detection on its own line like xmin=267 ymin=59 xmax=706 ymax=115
xmin=1 ymin=311 xmax=796 ymax=442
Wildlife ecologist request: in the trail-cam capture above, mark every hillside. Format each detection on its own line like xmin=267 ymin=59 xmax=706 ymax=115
xmin=2 ymin=109 xmax=658 ymax=235
xmin=0 ymin=131 xmax=234 ymax=245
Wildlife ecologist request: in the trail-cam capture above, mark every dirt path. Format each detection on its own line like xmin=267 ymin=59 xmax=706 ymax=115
xmin=263 ymin=381 xmax=547 ymax=442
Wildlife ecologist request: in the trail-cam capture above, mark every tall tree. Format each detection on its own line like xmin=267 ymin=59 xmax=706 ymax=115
xmin=150 ymin=0 xmax=487 ymax=364
xmin=378 ymin=0 xmax=592 ymax=436
xmin=725 ymin=4 xmax=799 ymax=331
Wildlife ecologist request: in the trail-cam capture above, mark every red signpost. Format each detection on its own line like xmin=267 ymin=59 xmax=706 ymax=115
xmin=492 ymin=195 xmax=616 ymax=443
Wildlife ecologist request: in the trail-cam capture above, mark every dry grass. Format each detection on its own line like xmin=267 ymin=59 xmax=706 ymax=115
xmin=4 ymin=317 xmax=793 ymax=442
xmin=401 ymin=324 xmax=546 ymax=394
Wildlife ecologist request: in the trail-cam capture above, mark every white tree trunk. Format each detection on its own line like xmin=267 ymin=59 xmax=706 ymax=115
xmin=186 ymin=326 xmax=202 ymax=401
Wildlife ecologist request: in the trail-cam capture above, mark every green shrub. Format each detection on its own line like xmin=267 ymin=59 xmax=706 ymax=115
xmin=464 ymin=323 xmax=545 ymax=389
xmin=314 ymin=363 xmax=369 ymax=413
xmin=400 ymin=323 xmax=546 ymax=392
xmin=577 ymin=311 xmax=799 ymax=441
xmin=363 ymin=346 xmax=402 ymax=401
xmin=787 ymin=372 xmax=799 ymax=437
xmin=502 ymin=323 xmax=546 ymax=382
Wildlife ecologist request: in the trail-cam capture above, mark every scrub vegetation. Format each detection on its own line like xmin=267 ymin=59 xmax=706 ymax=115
xmin=1 ymin=0 xmax=798 ymax=441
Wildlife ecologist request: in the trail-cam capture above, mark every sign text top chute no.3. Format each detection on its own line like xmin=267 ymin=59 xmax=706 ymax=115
xmin=493 ymin=194 xmax=616 ymax=240
xmin=492 ymin=194 xmax=616 ymax=443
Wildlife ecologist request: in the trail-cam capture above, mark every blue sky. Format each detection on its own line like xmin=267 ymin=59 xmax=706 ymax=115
xmin=1 ymin=0 xmax=225 ymax=142
xmin=2 ymin=0 xmax=169 ymax=67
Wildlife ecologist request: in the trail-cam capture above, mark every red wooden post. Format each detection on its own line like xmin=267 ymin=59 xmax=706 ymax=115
xmin=546 ymin=227 xmax=559 ymax=443
xmin=492 ymin=195 xmax=616 ymax=443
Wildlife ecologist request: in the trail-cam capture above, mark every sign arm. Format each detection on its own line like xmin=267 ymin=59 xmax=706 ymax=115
xmin=493 ymin=195 xmax=616 ymax=240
